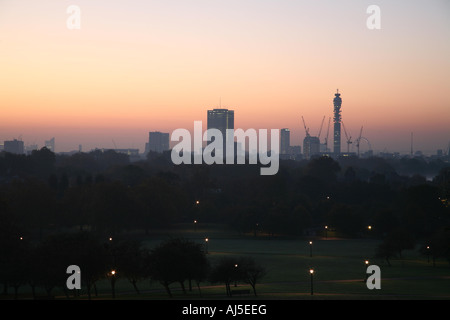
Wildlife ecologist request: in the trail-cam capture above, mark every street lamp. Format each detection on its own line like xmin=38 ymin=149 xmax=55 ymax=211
xmin=234 ymin=264 xmax=238 ymax=287
xmin=324 ymin=226 xmax=328 ymax=239
xmin=205 ymin=237 xmax=209 ymax=254
xmin=309 ymin=241 xmax=313 ymax=257
xmin=364 ymin=260 xmax=369 ymax=282
xmin=109 ymin=270 xmax=117 ymax=298
xmin=309 ymin=268 xmax=314 ymax=295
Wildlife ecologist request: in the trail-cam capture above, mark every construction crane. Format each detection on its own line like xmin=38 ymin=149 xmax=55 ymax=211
xmin=302 ymin=116 xmax=310 ymax=137
xmin=317 ymin=116 xmax=325 ymax=139
xmin=324 ymin=117 xmax=331 ymax=152
xmin=112 ymin=139 xmax=117 ymax=150
xmin=361 ymin=136 xmax=372 ymax=152
xmin=355 ymin=126 xmax=363 ymax=157
xmin=342 ymin=121 xmax=352 ymax=153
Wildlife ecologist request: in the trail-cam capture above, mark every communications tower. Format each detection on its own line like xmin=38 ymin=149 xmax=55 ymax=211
xmin=333 ymin=89 xmax=342 ymax=155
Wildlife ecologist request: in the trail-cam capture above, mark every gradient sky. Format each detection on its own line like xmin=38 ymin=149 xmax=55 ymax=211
xmin=1 ymin=0 xmax=449 ymax=154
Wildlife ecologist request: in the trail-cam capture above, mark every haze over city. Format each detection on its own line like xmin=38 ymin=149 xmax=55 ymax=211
xmin=1 ymin=0 xmax=449 ymax=155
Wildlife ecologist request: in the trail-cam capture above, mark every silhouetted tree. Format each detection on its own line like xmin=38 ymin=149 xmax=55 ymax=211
xmin=147 ymin=238 xmax=208 ymax=297
xmin=304 ymin=156 xmax=340 ymax=183
xmin=88 ymin=180 xmax=137 ymax=235
xmin=374 ymin=228 xmax=415 ymax=266
xmin=327 ymin=204 xmax=365 ymax=237
xmin=209 ymin=256 xmax=239 ymax=297
xmin=30 ymin=147 xmax=56 ymax=179
xmin=238 ymin=257 xmax=266 ymax=296
xmin=426 ymin=227 xmax=450 ymax=266
xmin=113 ymin=239 xmax=148 ymax=295
xmin=6 ymin=177 xmax=57 ymax=238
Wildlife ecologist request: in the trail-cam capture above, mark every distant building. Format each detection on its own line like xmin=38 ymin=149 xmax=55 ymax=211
xmin=25 ymin=144 xmax=38 ymax=155
xmin=333 ymin=90 xmax=342 ymax=156
xmin=115 ymin=148 xmax=140 ymax=156
xmin=280 ymin=129 xmax=290 ymax=155
xmin=146 ymin=131 xmax=169 ymax=154
xmin=45 ymin=137 xmax=55 ymax=152
xmin=100 ymin=148 xmax=141 ymax=162
xmin=290 ymin=145 xmax=302 ymax=160
xmin=207 ymin=108 xmax=234 ymax=156
xmin=4 ymin=139 xmax=24 ymax=154
xmin=303 ymin=136 xmax=320 ymax=160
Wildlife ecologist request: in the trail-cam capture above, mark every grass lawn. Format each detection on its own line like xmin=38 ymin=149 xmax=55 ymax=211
xmin=6 ymin=223 xmax=450 ymax=300
xmin=91 ymin=223 xmax=450 ymax=300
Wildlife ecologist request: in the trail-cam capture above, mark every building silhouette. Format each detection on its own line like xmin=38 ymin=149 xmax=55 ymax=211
xmin=207 ymin=108 xmax=234 ymax=156
xmin=4 ymin=139 xmax=24 ymax=154
xmin=45 ymin=137 xmax=55 ymax=152
xmin=333 ymin=90 xmax=342 ymax=156
xmin=303 ymin=136 xmax=320 ymax=160
xmin=146 ymin=131 xmax=169 ymax=154
xmin=280 ymin=129 xmax=290 ymax=155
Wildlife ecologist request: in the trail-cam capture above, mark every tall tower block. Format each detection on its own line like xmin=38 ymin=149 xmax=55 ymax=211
xmin=333 ymin=90 xmax=342 ymax=155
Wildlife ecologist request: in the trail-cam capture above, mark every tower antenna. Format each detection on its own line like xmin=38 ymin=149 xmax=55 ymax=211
xmin=333 ymin=90 xmax=342 ymax=155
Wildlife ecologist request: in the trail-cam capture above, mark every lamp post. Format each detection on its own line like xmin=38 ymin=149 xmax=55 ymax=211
xmin=205 ymin=237 xmax=209 ymax=254
xmin=234 ymin=264 xmax=238 ymax=287
xmin=364 ymin=260 xmax=369 ymax=282
xmin=309 ymin=241 xmax=313 ymax=257
xmin=324 ymin=226 xmax=328 ymax=239
xmin=109 ymin=270 xmax=117 ymax=298
xmin=309 ymin=268 xmax=314 ymax=295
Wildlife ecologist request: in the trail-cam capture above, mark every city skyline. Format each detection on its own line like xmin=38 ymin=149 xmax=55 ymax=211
xmin=1 ymin=1 xmax=449 ymax=154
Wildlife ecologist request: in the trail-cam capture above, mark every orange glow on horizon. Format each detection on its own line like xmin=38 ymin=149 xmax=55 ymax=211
xmin=1 ymin=1 xmax=449 ymax=153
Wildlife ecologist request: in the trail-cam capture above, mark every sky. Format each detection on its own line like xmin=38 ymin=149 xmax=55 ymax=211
xmin=0 ymin=0 xmax=449 ymax=155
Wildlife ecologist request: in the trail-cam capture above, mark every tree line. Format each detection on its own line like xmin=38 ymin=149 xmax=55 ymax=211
xmin=0 ymin=233 xmax=265 ymax=299
xmin=0 ymin=148 xmax=449 ymax=276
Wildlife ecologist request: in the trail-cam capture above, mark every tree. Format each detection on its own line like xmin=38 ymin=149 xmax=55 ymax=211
xmin=304 ymin=156 xmax=341 ymax=183
xmin=88 ymin=180 xmax=137 ymax=235
xmin=425 ymin=227 xmax=450 ymax=266
xmin=374 ymin=228 xmax=415 ymax=266
xmin=113 ymin=239 xmax=148 ymax=295
xmin=238 ymin=257 xmax=266 ymax=296
xmin=208 ymin=256 xmax=266 ymax=297
xmin=208 ymin=256 xmax=239 ymax=297
xmin=146 ymin=238 xmax=208 ymax=297
xmin=401 ymin=184 xmax=446 ymax=238
xmin=6 ymin=177 xmax=57 ymax=239
xmin=0 ymin=204 xmax=31 ymax=299
xmin=30 ymin=147 xmax=56 ymax=179
xmin=32 ymin=232 xmax=108 ymax=299
xmin=327 ymin=204 xmax=365 ymax=237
